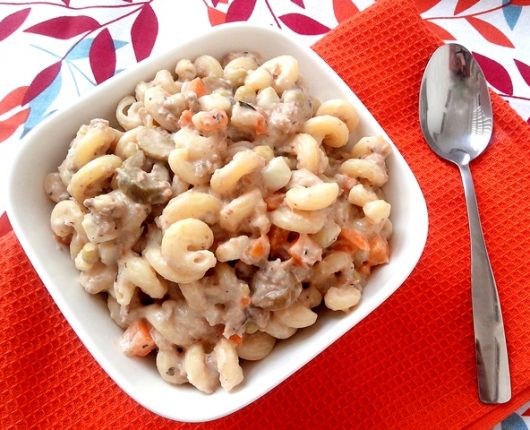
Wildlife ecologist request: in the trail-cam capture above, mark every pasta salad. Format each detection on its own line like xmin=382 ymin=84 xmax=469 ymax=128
xmin=44 ymin=51 xmax=392 ymax=393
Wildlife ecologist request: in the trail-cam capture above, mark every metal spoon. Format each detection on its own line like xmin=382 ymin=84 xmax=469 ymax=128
xmin=419 ymin=43 xmax=511 ymax=404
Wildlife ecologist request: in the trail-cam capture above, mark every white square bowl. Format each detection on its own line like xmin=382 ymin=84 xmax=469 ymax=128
xmin=6 ymin=23 xmax=428 ymax=423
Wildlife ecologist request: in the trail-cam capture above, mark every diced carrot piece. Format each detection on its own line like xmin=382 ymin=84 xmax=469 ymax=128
xmin=188 ymin=77 xmax=208 ymax=97
xmin=330 ymin=240 xmax=351 ymax=253
xmin=229 ymin=334 xmax=243 ymax=346
xmin=368 ymin=234 xmax=389 ymax=265
xmin=339 ymin=228 xmax=370 ymax=252
xmin=255 ymin=115 xmax=267 ymax=135
xmin=248 ymin=235 xmax=270 ymax=258
xmin=264 ymin=193 xmax=285 ymax=211
xmin=331 ymin=236 xmax=355 ymax=253
xmin=240 ymin=296 xmax=251 ymax=307
xmin=119 ymin=319 xmax=156 ymax=357
xmin=178 ymin=109 xmax=193 ymax=128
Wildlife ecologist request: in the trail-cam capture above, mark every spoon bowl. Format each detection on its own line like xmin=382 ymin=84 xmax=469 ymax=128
xmin=420 ymin=44 xmax=493 ymax=165
xmin=419 ymin=43 xmax=511 ymax=404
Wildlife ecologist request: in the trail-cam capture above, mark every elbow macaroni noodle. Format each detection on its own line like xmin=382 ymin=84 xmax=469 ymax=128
xmin=45 ymin=51 xmax=393 ymax=394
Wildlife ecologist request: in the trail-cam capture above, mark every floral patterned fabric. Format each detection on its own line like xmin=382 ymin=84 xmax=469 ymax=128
xmin=0 ymin=0 xmax=529 ymax=427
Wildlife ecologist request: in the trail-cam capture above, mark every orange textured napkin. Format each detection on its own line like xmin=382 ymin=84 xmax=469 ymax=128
xmin=2 ymin=0 xmax=530 ymax=428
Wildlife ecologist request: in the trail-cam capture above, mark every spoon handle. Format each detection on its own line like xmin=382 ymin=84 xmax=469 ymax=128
xmin=458 ymin=163 xmax=511 ymax=404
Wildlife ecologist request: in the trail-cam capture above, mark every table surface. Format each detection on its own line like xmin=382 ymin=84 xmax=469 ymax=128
xmin=0 ymin=1 xmax=529 ymax=427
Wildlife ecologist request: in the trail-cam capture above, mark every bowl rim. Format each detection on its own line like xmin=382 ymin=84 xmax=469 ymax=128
xmin=5 ymin=22 xmax=429 ymax=423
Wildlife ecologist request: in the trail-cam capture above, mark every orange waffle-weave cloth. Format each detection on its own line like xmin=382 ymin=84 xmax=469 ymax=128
xmin=2 ymin=0 xmax=530 ymax=428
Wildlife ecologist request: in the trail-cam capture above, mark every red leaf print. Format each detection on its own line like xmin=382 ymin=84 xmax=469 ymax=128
xmin=466 ymin=17 xmax=514 ymax=48
xmin=522 ymin=407 xmax=530 ymax=416
xmin=333 ymin=0 xmax=359 ymax=24
xmin=454 ymin=0 xmax=480 ymax=15
xmin=212 ymin=0 xmax=220 ymax=6
xmin=0 ymin=8 xmax=30 ymax=42
xmin=0 ymin=213 xmax=13 ymax=237
xmin=424 ymin=21 xmax=456 ymax=40
xmin=0 ymin=108 xmax=29 ymax=143
xmin=415 ymin=0 xmax=440 ymax=13
xmin=24 ymin=15 xmax=99 ymax=40
xmin=89 ymin=29 xmax=116 ymax=84
xmin=0 ymin=86 xmax=28 ymax=116
xmin=279 ymin=13 xmax=330 ymax=35
xmin=514 ymin=59 xmax=530 ymax=87
xmin=131 ymin=4 xmax=158 ymax=62
xmin=208 ymin=7 xmax=226 ymax=26
xmin=225 ymin=0 xmax=257 ymax=22
xmin=23 ymin=62 xmax=61 ymax=105
xmin=62 ymin=0 xmax=70 ymax=6
xmin=473 ymin=52 xmax=513 ymax=96
xmin=291 ymin=0 xmax=305 ymax=8
xmin=511 ymin=0 xmax=530 ymax=4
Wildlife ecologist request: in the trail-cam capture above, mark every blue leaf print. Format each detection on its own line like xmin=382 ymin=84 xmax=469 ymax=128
xmin=67 ymin=38 xmax=128 ymax=60
xmin=113 ymin=39 xmax=128 ymax=50
xmin=66 ymin=38 xmax=94 ymax=59
xmin=21 ymin=72 xmax=62 ymax=136
xmin=502 ymin=5 xmax=522 ymax=30
xmin=501 ymin=413 xmax=529 ymax=430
